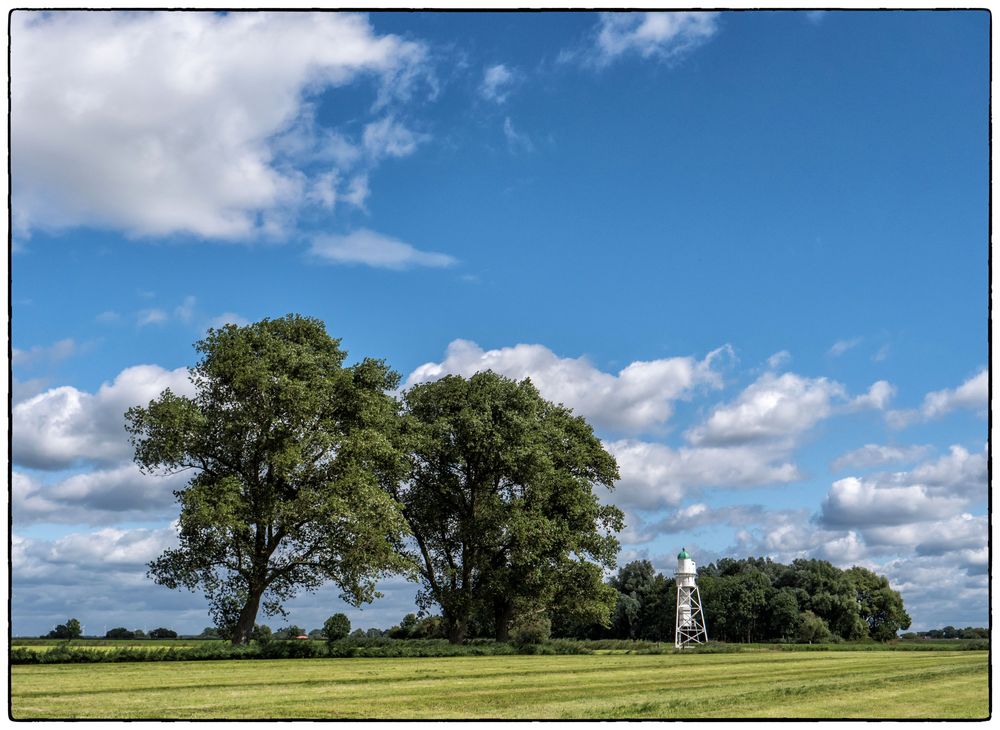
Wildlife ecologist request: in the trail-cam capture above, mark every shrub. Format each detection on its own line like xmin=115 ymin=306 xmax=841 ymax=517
xmin=510 ymin=616 xmax=551 ymax=647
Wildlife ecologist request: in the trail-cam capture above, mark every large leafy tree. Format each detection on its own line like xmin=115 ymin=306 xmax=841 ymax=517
xmin=846 ymin=566 xmax=912 ymax=641
xmin=395 ymin=371 xmax=623 ymax=643
xmin=127 ymin=315 xmax=410 ymax=645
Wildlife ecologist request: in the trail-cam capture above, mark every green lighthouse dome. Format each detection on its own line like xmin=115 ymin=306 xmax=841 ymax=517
xmin=677 ymin=547 xmax=690 ymax=560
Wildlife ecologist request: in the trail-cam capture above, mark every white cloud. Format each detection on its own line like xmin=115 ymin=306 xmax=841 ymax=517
xmin=888 ymin=368 xmax=987 ymax=427
xmin=13 ymin=364 xmax=193 ymax=469
xmin=818 ymin=476 xmax=967 ymax=528
xmin=207 ymin=312 xmax=251 ymax=330
xmin=904 ymin=444 xmax=987 ymax=500
xmin=766 ymin=350 xmax=791 ymax=370
xmin=863 ymin=513 xmax=987 ymax=557
xmin=406 ymin=340 xmax=732 ymax=433
xmin=480 ymin=64 xmax=515 ymax=103
xmin=362 ymin=116 xmax=425 ymax=160
xmin=590 ymin=12 xmax=719 ymax=66
xmin=174 ymin=295 xmax=196 ymax=323
xmin=848 ymin=380 xmax=895 ymax=411
xmin=137 ymin=308 xmax=168 ymax=327
xmin=831 ymin=443 xmax=932 ymax=472
xmin=502 ymin=117 xmax=534 ymax=152
xmin=14 ymin=465 xmax=189 ymax=525
xmin=606 ymin=439 xmax=801 ymax=510
xmin=12 ymin=338 xmax=76 ymax=368
xmin=828 ymin=337 xmax=862 ymax=357
xmin=686 ymin=372 xmax=846 ymax=447
xmin=12 ymin=11 xmax=429 ymax=239
xmin=309 ymin=229 xmax=456 ymax=270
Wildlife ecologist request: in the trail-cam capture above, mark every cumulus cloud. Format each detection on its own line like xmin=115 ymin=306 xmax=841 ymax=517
xmin=686 ymin=372 xmax=846 ymax=447
xmin=888 ymin=368 xmax=987 ymax=427
xmin=406 ymin=339 xmax=732 ymax=433
xmin=11 ymin=526 xmax=420 ymax=636
xmin=878 ymin=555 xmax=988 ymax=629
xmin=640 ymin=503 xmax=807 ymax=538
xmin=863 ymin=513 xmax=987 ymax=557
xmin=14 ymin=465 xmax=189 ymax=525
xmin=818 ymin=476 xmax=967 ymax=528
xmin=848 ymin=380 xmax=895 ymax=410
xmin=831 ymin=443 xmax=932 ymax=472
xmin=480 ymin=63 xmax=515 ymax=103
xmin=606 ymin=439 xmax=801 ymax=510
xmin=905 ymin=445 xmax=987 ymax=499
xmin=13 ymin=364 xmax=193 ymax=469
xmin=588 ymin=12 xmax=719 ymax=66
xmin=308 ymin=229 xmax=456 ymax=270
xmin=12 ymin=11 xmax=429 ymax=239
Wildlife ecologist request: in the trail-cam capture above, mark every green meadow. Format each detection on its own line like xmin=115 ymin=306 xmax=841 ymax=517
xmin=11 ymin=650 xmax=987 ymax=720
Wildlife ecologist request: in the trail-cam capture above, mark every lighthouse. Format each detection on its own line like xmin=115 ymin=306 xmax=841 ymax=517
xmin=674 ymin=547 xmax=708 ymax=649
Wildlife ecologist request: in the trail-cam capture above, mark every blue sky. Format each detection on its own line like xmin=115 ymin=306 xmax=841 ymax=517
xmin=10 ymin=10 xmax=988 ymax=636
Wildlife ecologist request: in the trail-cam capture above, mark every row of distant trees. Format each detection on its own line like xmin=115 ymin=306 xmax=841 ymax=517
xmin=902 ymin=627 xmax=989 ymax=640
xmin=558 ymin=557 xmax=913 ymax=644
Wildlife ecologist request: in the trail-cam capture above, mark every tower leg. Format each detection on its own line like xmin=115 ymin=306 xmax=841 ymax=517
xmin=675 ymin=584 xmax=708 ymax=649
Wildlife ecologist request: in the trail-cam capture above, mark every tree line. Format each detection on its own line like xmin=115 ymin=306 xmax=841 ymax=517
xmin=126 ymin=315 xmax=908 ymax=646
xmin=553 ymin=556 xmax=912 ymax=644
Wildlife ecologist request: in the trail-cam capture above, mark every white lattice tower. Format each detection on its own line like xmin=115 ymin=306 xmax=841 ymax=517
xmin=674 ymin=547 xmax=708 ymax=649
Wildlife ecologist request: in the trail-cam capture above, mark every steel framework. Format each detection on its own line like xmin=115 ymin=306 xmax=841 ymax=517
xmin=674 ymin=584 xmax=708 ymax=649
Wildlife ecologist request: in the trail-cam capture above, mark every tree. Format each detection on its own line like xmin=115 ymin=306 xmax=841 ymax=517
xmin=105 ymin=627 xmax=135 ymax=639
xmin=767 ymin=587 xmax=801 ymax=641
xmin=797 ymin=611 xmax=832 ymax=644
xmin=388 ymin=612 xmax=419 ymax=639
xmin=275 ymin=625 xmax=304 ymax=640
xmin=323 ymin=613 xmax=351 ymax=643
xmin=252 ymin=624 xmax=273 ymax=644
xmin=47 ymin=618 xmax=82 ymax=640
xmin=198 ymin=626 xmax=221 ymax=639
xmin=149 ymin=628 xmax=178 ymax=639
xmin=846 ymin=566 xmax=911 ymax=641
xmin=128 ymin=316 xmax=411 ymax=645
xmin=395 ymin=372 xmax=623 ymax=643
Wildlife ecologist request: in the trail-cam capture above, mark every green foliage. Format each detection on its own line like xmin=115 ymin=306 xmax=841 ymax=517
xmin=105 ymin=628 xmax=136 ymax=640
xmin=46 ymin=618 xmax=82 ymax=640
xmin=396 ymin=371 xmax=623 ymax=643
xmin=322 ymin=614 xmax=351 ymax=643
xmin=251 ymin=624 xmax=272 ymax=645
xmin=797 ymin=611 xmax=833 ymax=644
xmin=127 ymin=315 xmax=411 ymax=645
xmin=845 ymin=566 xmax=912 ymax=641
xmin=510 ymin=615 xmax=552 ymax=646
xmin=148 ymin=628 xmax=177 ymax=639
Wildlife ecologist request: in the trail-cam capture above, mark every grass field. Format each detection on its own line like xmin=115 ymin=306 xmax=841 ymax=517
xmin=10 ymin=650 xmax=988 ymax=719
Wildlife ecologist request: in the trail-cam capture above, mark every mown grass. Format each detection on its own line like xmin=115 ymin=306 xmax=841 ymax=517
xmin=10 ymin=650 xmax=988 ymax=719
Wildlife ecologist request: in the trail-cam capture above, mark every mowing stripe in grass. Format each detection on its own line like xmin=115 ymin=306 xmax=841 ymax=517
xmin=11 ymin=651 xmax=988 ymax=720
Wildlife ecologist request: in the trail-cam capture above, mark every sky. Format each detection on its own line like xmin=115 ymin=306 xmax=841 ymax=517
xmin=9 ymin=9 xmax=989 ymax=637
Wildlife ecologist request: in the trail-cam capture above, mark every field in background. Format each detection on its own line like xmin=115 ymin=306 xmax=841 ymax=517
xmin=11 ymin=650 xmax=988 ymax=719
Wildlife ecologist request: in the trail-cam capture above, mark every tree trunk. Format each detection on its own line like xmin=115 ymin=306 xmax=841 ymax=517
xmin=231 ymin=589 xmax=263 ymax=646
xmin=446 ymin=615 xmax=467 ymax=645
xmin=493 ymin=599 xmax=515 ymax=642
